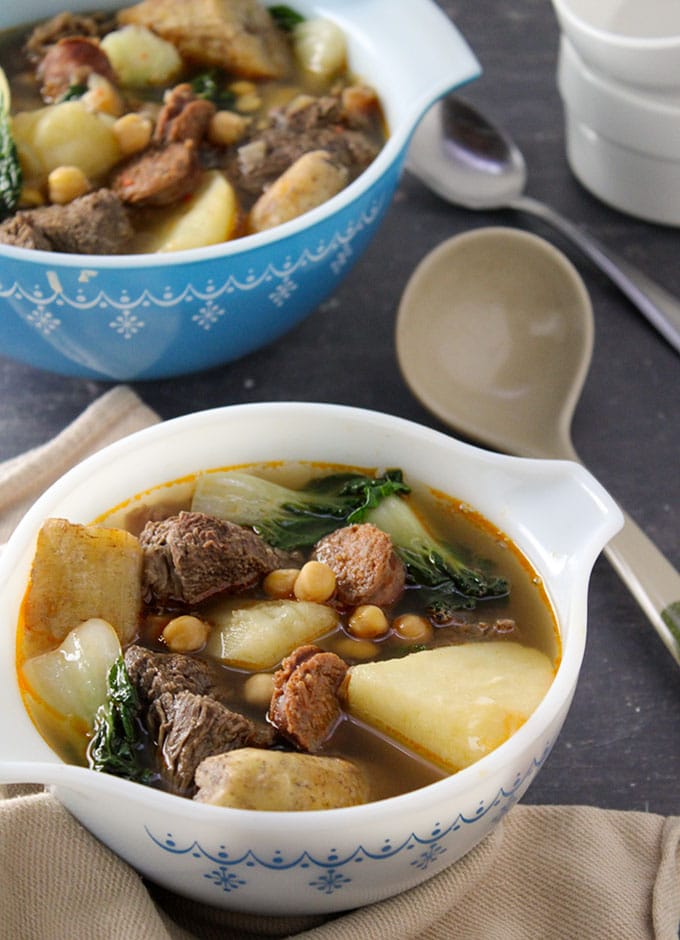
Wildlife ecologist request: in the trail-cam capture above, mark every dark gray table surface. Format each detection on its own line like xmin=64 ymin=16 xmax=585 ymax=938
xmin=1 ymin=1 xmax=678 ymax=816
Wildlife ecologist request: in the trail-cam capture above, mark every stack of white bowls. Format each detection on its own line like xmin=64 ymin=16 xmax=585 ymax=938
xmin=550 ymin=0 xmax=680 ymax=226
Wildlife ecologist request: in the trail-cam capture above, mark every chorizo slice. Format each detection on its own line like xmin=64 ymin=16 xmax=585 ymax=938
xmin=312 ymin=523 xmax=406 ymax=608
xmin=268 ymin=644 xmax=348 ymax=752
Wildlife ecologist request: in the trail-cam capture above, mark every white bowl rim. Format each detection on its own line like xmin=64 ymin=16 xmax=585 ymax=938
xmin=0 ymin=401 xmax=612 ymax=826
xmin=552 ymin=0 xmax=680 ymax=50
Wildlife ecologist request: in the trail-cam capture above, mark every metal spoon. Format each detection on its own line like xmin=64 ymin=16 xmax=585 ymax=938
xmin=407 ymin=96 xmax=680 ymax=355
xmin=396 ymin=226 xmax=680 ymax=667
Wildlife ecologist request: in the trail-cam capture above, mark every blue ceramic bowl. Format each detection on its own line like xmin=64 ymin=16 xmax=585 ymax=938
xmin=0 ymin=0 xmax=479 ymax=379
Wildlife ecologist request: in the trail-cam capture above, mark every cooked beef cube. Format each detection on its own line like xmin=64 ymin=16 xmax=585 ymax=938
xmin=139 ymin=510 xmax=296 ymax=605
xmin=269 ymin=644 xmax=348 ymax=752
xmin=312 ymin=523 xmax=406 ymax=608
xmin=0 ymin=189 xmax=133 ymax=254
xmin=229 ymin=93 xmax=380 ymax=201
xmin=152 ymin=688 xmax=275 ymax=793
xmin=0 ymin=214 xmax=53 ymax=251
xmin=117 ymin=0 xmax=293 ymax=79
xmin=24 ymin=12 xmax=109 ymax=63
xmin=154 ymin=83 xmax=216 ymax=145
xmin=123 ymin=645 xmax=275 ymax=794
xmin=111 ymin=140 xmax=202 ymax=207
xmin=124 ymin=645 xmax=233 ymax=711
xmin=37 ymin=37 xmax=117 ymax=101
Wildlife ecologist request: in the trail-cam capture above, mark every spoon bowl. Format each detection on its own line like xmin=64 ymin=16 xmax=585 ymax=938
xmin=396 ymin=227 xmax=591 ymax=460
xmin=397 ymin=226 xmax=680 ymax=666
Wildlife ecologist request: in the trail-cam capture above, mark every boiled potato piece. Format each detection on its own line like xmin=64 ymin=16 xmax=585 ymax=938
xmin=194 ymin=748 xmax=370 ymax=810
xmin=205 ymin=598 xmax=339 ymax=670
xmin=12 ymin=102 xmax=121 ymax=186
xmin=22 ymin=518 xmax=143 ymax=659
xmin=133 ymin=170 xmax=237 ymax=252
xmin=21 ymin=618 xmax=121 ymax=726
xmin=0 ymin=65 xmax=10 ymax=111
xmin=293 ymin=17 xmax=347 ymax=80
xmin=345 ymin=642 xmax=555 ymax=772
xmin=101 ymin=25 xmax=183 ymax=87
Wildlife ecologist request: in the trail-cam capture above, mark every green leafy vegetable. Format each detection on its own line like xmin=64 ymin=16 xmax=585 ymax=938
xmin=190 ymin=70 xmax=236 ymax=109
xmin=87 ymin=657 xmax=153 ymax=784
xmin=192 ymin=468 xmax=410 ymax=551
xmin=59 ymin=83 xmax=88 ymax=102
xmin=269 ymin=5 xmax=305 ymax=32
xmin=365 ymin=495 xmax=509 ymax=603
xmin=0 ymin=96 xmax=22 ymax=222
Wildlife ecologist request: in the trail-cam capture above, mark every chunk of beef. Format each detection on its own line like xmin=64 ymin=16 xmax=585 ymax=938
xmin=117 ymin=0 xmax=293 ymax=79
xmin=269 ymin=644 xmax=348 ymax=752
xmin=124 ymin=644 xmax=232 ymax=710
xmin=0 ymin=214 xmax=53 ymax=251
xmin=229 ymin=93 xmax=380 ymax=201
xmin=37 ymin=37 xmax=117 ymax=101
xmin=111 ymin=140 xmax=202 ymax=207
xmin=24 ymin=12 xmax=110 ymax=63
xmin=0 ymin=189 xmax=133 ymax=254
xmin=123 ymin=645 xmax=275 ymax=794
xmin=139 ymin=510 xmax=297 ymax=606
xmin=152 ymin=688 xmax=275 ymax=793
xmin=312 ymin=523 xmax=406 ymax=608
xmin=154 ymin=83 xmax=216 ymax=144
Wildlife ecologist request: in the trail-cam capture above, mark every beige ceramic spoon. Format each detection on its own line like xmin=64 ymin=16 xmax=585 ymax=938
xmin=396 ymin=226 xmax=680 ymax=667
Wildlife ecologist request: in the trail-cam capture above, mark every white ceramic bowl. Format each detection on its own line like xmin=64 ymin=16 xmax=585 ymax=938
xmin=558 ymin=37 xmax=680 ymax=225
xmin=0 ymin=403 xmax=623 ymax=915
xmin=551 ymin=0 xmax=680 ymax=89
xmin=0 ymin=0 xmax=479 ymax=379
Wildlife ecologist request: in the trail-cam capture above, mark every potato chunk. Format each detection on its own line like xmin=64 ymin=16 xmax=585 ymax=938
xmin=22 ymin=518 xmax=143 ymax=658
xmin=194 ymin=748 xmax=370 ymax=810
xmin=132 ymin=170 xmax=237 ymax=252
xmin=345 ymin=642 xmax=555 ymax=772
xmin=205 ymin=597 xmax=339 ymax=670
xmin=101 ymin=25 xmax=183 ymax=87
xmin=12 ymin=102 xmax=121 ymax=187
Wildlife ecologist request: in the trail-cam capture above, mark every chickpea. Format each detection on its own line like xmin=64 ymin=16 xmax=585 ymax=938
xmin=47 ymin=166 xmax=90 ymax=205
xmin=293 ymin=561 xmax=336 ymax=603
xmin=235 ymin=92 xmax=262 ymax=113
xmin=113 ymin=112 xmax=153 ymax=156
xmin=392 ymin=613 xmax=434 ymax=645
xmin=347 ymin=605 xmax=389 ymax=640
xmin=243 ymin=672 xmax=275 ymax=708
xmin=162 ymin=614 xmax=210 ymax=652
xmin=18 ymin=186 xmax=45 ymax=208
xmin=229 ymin=80 xmax=257 ymax=96
xmin=207 ymin=110 xmax=250 ymax=147
xmin=333 ymin=635 xmax=379 ymax=661
xmin=263 ymin=567 xmax=300 ymax=598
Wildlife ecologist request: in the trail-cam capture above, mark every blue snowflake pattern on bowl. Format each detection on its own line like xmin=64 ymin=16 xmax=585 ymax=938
xmin=145 ymin=742 xmax=553 ymax=899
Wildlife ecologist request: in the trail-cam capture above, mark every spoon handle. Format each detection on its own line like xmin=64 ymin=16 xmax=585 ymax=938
xmin=604 ymin=511 xmax=680 ymax=668
xmin=513 ymin=195 xmax=680 ymax=355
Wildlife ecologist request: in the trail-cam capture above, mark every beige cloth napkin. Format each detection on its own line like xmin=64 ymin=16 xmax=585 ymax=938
xmin=0 ymin=387 xmax=678 ymax=940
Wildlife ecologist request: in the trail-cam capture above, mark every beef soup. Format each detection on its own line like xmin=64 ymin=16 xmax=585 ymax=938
xmin=16 ymin=462 xmax=559 ymax=811
xmin=0 ymin=0 xmax=386 ymax=254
